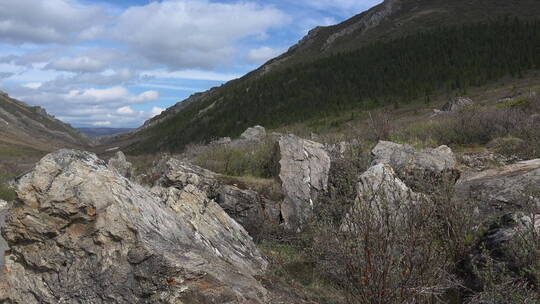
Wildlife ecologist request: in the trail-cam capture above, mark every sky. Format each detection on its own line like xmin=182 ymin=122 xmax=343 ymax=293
xmin=0 ymin=0 xmax=382 ymax=128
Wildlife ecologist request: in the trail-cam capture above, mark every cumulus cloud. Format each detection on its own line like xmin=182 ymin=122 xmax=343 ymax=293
xmin=113 ymin=0 xmax=290 ymax=69
xmin=117 ymin=106 xmax=135 ymax=115
xmin=0 ymin=0 xmax=108 ymax=44
xmin=45 ymin=56 xmax=107 ymax=73
xmin=246 ymin=46 xmax=283 ymax=63
xmin=301 ymin=0 xmax=382 ymax=15
xmin=151 ymin=107 xmax=165 ymax=116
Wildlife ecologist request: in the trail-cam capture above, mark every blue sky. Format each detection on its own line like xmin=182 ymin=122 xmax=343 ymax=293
xmin=0 ymin=0 xmax=381 ymax=128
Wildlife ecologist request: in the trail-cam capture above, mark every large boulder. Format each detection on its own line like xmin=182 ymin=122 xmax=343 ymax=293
xmin=107 ymin=151 xmax=134 ymax=179
xmin=240 ymin=126 xmax=266 ymax=142
xmin=152 ymin=156 xmax=219 ymax=196
xmin=371 ymin=141 xmax=457 ymax=184
xmin=277 ymin=135 xmax=331 ymax=231
xmin=454 ymin=158 xmax=540 ymax=219
xmin=441 ymin=97 xmax=473 ymax=112
xmin=0 ymin=150 xmax=268 ymax=303
xmin=153 ymin=156 xmax=281 ymax=235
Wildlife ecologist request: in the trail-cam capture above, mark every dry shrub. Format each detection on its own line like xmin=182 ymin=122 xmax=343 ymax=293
xmin=398 ymin=94 xmax=540 ymax=159
xmin=312 ymin=167 xmax=468 ymax=304
xmin=368 ymin=111 xmax=394 ymax=141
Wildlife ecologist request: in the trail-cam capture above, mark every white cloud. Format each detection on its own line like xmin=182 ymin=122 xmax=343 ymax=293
xmin=46 ymin=56 xmax=107 ymax=73
xmin=64 ymin=87 xmax=159 ymax=105
xmin=0 ymin=0 xmax=108 ymax=44
xmin=113 ymin=1 xmax=290 ymax=69
xmin=117 ymin=106 xmax=135 ymax=115
xmin=142 ymin=69 xmax=241 ymax=82
xmin=151 ymin=107 xmax=165 ymax=117
xmin=22 ymin=82 xmax=42 ymax=89
xmin=300 ymin=0 xmax=382 ymax=15
xmin=92 ymin=121 xmax=112 ymax=126
xmin=246 ymin=46 xmax=283 ymax=63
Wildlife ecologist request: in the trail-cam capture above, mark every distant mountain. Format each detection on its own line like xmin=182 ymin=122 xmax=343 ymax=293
xmin=78 ymin=128 xmax=134 ymax=137
xmin=0 ymin=91 xmax=92 ymax=154
xmin=120 ymin=0 xmax=540 ymax=153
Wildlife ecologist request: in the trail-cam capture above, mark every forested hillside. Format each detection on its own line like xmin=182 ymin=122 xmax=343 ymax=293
xmin=131 ymin=18 xmax=540 ymax=152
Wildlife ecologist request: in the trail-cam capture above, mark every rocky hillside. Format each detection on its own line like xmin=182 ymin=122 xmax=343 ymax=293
xmin=118 ymin=0 xmax=540 ymax=153
xmin=0 ymin=91 xmax=91 ymax=152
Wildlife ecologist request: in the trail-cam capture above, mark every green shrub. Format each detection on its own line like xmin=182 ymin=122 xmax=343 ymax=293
xmin=0 ymin=183 xmax=16 ymax=201
xmin=190 ymin=138 xmax=277 ymax=178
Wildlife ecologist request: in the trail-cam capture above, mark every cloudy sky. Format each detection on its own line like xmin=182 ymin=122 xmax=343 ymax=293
xmin=0 ymin=0 xmax=381 ymax=128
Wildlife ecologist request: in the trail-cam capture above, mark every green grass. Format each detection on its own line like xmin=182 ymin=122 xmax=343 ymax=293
xmin=0 ymin=184 xmax=16 ymax=201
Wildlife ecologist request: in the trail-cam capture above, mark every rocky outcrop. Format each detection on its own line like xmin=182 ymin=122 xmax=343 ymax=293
xmin=152 ymin=156 xmax=219 ymax=196
xmin=107 ymin=151 xmax=134 ymax=179
xmin=454 ymin=159 xmax=540 ymax=219
xmin=240 ymin=126 xmax=266 ymax=142
xmin=0 ymin=199 xmax=8 ymax=267
xmin=441 ymin=97 xmax=473 ymax=112
xmin=277 ymin=135 xmax=331 ymax=231
xmin=0 ymin=150 xmax=268 ymax=303
xmin=372 ymin=141 xmax=457 ymax=178
xmin=152 ymin=156 xmax=281 ymax=234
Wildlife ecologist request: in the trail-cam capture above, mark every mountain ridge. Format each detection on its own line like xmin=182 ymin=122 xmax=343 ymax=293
xmin=113 ymin=0 xmax=540 ymax=153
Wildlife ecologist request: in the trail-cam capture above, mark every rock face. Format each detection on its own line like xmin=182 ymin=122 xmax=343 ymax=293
xmin=153 ymin=156 xmax=281 ymax=235
xmin=277 ymin=135 xmax=331 ymax=231
xmin=107 ymin=151 xmax=134 ymax=179
xmin=0 ymin=200 xmax=8 ymax=267
xmin=0 ymin=150 xmax=268 ymax=303
xmin=240 ymin=126 xmax=266 ymax=142
xmin=371 ymin=141 xmax=457 ymax=176
xmin=441 ymin=97 xmax=473 ymax=112
xmin=454 ymin=159 xmax=540 ymax=218
xmin=153 ymin=156 xmax=219 ymax=196
xmin=216 ymin=186 xmax=264 ymax=230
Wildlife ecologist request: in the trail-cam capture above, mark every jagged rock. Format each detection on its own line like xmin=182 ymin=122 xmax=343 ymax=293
xmin=153 ymin=156 xmax=281 ymax=235
xmin=240 ymin=126 xmax=266 ymax=142
xmin=454 ymin=159 xmax=540 ymax=219
xmin=107 ymin=151 xmax=134 ymax=179
xmin=0 ymin=150 xmax=268 ymax=303
xmin=342 ymin=164 xmax=426 ymax=230
xmin=372 ymin=141 xmax=457 ymax=176
xmin=441 ymin=97 xmax=473 ymax=112
xmin=277 ymin=135 xmax=331 ymax=231
xmin=153 ymin=156 xmax=219 ymax=196
xmin=0 ymin=200 xmax=8 ymax=267
xmin=216 ymin=185 xmax=264 ymax=230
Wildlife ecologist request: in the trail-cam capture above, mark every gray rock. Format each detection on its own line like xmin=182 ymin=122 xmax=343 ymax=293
xmin=277 ymin=135 xmax=331 ymax=231
xmin=441 ymin=97 xmax=473 ymax=112
xmin=107 ymin=151 xmax=134 ymax=179
xmin=344 ymin=164 xmax=426 ymax=229
xmin=153 ymin=156 xmax=281 ymax=235
xmin=372 ymin=141 xmax=457 ymax=176
xmin=240 ymin=126 xmax=266 ymax=142
xmin=216 ymin=185 xmax=265 ymax=231
xmin=153 ymin=156 xmax=219 ymax=195
xmin=0 ymin=150 xmax=268 ymax=303
xmin=0 ymin=200 xmax=8 ymax=267
xmin=454 ymin=159 xmax=540 ymax=219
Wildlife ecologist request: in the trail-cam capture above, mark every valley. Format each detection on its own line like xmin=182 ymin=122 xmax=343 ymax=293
xmin=1 ymin=0 xmax=540 ymax=303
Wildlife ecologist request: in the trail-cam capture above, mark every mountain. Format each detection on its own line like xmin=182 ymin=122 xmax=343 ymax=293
xmin=119 ymin=0 xmax=540 ymax=153
xmin=0 ymin=91 xmax=92 ymax=173
xmin=78 ymin=128 xmax=134 ymax=137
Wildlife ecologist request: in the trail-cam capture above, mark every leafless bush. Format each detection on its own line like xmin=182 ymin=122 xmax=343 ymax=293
xmin=313 ymin=168 xmax=464 ymax=304
xmin=368 ymin=111 xmax=393 ymax=141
